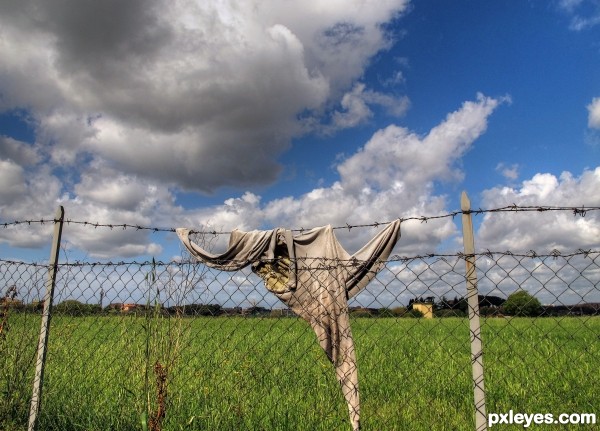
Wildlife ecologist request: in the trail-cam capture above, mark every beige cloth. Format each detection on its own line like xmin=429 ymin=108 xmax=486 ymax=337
xmin=176 ymin=221 xmax=401 ymax=431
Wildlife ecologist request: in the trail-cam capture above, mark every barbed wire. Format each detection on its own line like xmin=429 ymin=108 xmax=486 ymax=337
xmin=0 ymin=204 xmax=598 ymax=234
xmin=1 ymin=249 xmax=598 ymax=268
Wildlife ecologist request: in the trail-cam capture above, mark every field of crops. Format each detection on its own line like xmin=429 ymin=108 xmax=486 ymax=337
xmin=1 ymin=314 xmax=598 ymax=430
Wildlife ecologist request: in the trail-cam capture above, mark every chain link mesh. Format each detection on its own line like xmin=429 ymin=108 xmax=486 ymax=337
xmin=1 ymin=223 xmax=599 ymax=430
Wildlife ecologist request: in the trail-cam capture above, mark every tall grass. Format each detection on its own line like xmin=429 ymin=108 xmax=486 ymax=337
xmin=1 ymin=315 xmax=598 ymax=430
xmin=0 ymin=286 xmax=38 ymax=431
xmin=141 ymin=258 xmax=188 ymax=431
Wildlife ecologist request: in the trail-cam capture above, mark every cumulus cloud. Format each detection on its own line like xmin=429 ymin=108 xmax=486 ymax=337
xmin=0 ymin=93 xmax=508 ymax=257
xmin=477 ymin=168 xmax=600 ymax=251
xmin=0 ymin=2 xmax=515 ymax=259
xmin=181 ymin=94 xmax=504 ymax=254
xmin=0 ymin=160 xmax=62 ymax=249
xmin=327 ymin=83 xmax=410 ymax=132
xmin=0 ymin=159 xmax=28 ymax=202
xmin=338 ymin=94 xmax=500 ymax=193
xmin=0 ymin=156 xmax=167 ymax=257
xmin=0 ymin=0 xmax=410 ymax=193
xmin=0 ymin=136 xmax=41 ymax=166
xmin=54 ymin=161 xmax=183 ymax=258
xmin=587 ymin=97 xmax=600 ymax=129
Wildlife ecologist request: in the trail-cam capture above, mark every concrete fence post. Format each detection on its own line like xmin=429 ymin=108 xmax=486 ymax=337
xmin=461 ymin=192 xmax=487 ymax=431
xmin=28 ymin=206 xmax=64 ymax=431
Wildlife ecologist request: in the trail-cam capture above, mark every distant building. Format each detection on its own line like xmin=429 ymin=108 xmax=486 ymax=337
xmin=122 ymin=303 xmax=140 ymax=312
xmin=107 ymin=302 xmax=143 ymax=312
xmin=107 ymin=303 xmax=123 ymax=311
xmin=413 ymin=302 xmax=434 ymax=319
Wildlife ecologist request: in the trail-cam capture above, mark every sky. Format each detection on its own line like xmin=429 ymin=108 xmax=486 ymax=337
xmin=1 ymin=0 xmax=600 ymax=263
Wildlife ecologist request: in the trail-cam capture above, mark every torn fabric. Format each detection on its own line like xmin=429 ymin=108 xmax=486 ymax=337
xmin=176 ymin=221 xmax=401 ymax=431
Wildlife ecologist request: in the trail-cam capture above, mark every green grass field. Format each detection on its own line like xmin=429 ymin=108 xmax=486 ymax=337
xmin=1 ymin=315 xmax=598 ymax=430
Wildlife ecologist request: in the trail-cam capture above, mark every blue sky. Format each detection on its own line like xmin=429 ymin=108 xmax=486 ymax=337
xmin=1 ymin=0 xmax=600 ymax=262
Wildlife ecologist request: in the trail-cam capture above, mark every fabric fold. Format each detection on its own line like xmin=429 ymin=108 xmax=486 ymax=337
xmin=176 ymin=220 xmax=401 ymax=431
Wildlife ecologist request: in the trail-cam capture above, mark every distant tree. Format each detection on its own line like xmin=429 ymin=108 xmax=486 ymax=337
xmin=404 ymin=309 xmax=424 ymax=318
xmin=453 ymin=297 xmax=468 ymax=313
xmin=390 ymin=307 xmax=409 ymax=317
xmin=479 ymin=306 xmax=501 ymax=317
xmin=54 ymin=300 xmax=101 ymax=316
xmin=502 ymin=290 xmax=541 ymax=317
xmin=377 ymin=308 xmax=394 ymax=318
xmin=434 ymin=309 xmax=467 ymax=318
xmin=437 ymin=295 xmax=452 ymax=310
xmin=479 ymin=295 xmax=506 ymax=308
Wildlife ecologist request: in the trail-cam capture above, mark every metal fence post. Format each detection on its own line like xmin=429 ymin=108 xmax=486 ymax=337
xmin=28 ymin=206 xmax=65 ymax=431
xmin=461 ymin=192 xmax=487 ymax=431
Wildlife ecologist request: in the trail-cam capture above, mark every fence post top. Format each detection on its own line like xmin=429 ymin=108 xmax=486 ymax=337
xmin=461 ymin=191 xmax=471 ymax=212
xmin=54 ymin=206 xmax=65 ymax=221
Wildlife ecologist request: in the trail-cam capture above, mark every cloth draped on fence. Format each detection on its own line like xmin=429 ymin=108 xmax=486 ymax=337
xmin=176 ymin=221 xmax=401 ymax=431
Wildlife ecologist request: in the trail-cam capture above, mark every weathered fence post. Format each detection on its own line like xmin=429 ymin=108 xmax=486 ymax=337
xmin=461 ymin=192 xmax=487 ymax=431
xmin=28 ymin=206 xmax=65 ymax=431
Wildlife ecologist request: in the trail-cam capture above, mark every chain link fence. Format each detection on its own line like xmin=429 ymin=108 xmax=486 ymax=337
xmin=1 ymin=210 xmax=599 ymax=430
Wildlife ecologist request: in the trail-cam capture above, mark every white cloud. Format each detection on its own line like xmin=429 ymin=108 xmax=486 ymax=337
xmin=328 ymin=83 xmax=410 ymax=132
xmin=383 ymin=70 xmax=407 ymax=87
xmin=0 ymin=160 xmax=62 ymax=249
xmin=38 ymin=111 xmax=100 ymax=165
xmin=557 ymin=0 xmax=600 ymax=30
xmin=331 ymin=84 xmax=376 ymax=129
xmin=0 ymin=0 xmax=422 ymax=258
xmin=495 ymin=163 xmax=520 ymax=181
xmin=0 ymin=0 xmax=411 ymax=193
xmin=559 ymin=0 xmax=585 ymax=13
xmin=365 ymin=89 xmax=411 ymax=118
xmin=73 ymin=160 xmax=169 ymax=212
xmin=569 ymin=14 xmax=600 ymax=30
xmin=0 ymin=162 xmax=61 ymax=221
xmin=183 ymin=94 xmax=504 ymax=254
xmin=0 ymin=94 xmax=507 ymax=258
xmin=338 ymin=93 xmax=500 ymax=193
xmin=587 ymin=97 xmax=600 ymax=128
xmin=0 ymin=156 xmax=168 ymax=257
xmin=0 ymin=2 xmax=518 ymax=259
xmin=0 ymin=136 xmax=41 ymax=166
xmin=55 ymin=162 xmax=181 ymax=258
xmin=0 ymin=159 xmax=27 ymax=201
xmin=477 ymin=168 xmax=600 ymax=251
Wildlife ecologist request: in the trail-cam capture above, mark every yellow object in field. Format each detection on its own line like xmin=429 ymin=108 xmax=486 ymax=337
xmin=413 ymin=302 xmax=434 ymax=318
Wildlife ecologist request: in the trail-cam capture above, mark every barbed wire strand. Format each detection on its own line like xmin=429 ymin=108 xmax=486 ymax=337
xmin=1 ymin=249 xmax=598 ymax=268
xmin=1 ymin=205 xmax=598 ymax=234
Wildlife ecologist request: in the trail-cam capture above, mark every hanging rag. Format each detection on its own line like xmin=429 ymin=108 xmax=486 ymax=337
xmin=176 ymin=220 xmax=401 ymax=431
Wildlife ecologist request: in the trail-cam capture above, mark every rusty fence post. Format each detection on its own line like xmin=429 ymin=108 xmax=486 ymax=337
xmin=28 ymin=206 xmax=64 ymax=431
xmin=461 ymin=192 xmax=487 ymax=431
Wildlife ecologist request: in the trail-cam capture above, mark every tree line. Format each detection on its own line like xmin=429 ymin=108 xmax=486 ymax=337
xmin=2 ymin=290 xmax=598 ymax=317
